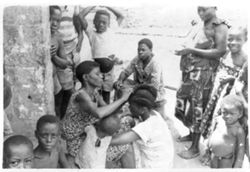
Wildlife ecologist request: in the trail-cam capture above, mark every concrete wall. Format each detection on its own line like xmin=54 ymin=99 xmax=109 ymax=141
xmin=3 ymin=6 xmax=54 ymax=145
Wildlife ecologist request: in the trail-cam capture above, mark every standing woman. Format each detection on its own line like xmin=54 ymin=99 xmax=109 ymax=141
xmin=60 ymin=61 xmax=135 ymax=167
xmin=174 ymin=6 xmax=229 ymax=159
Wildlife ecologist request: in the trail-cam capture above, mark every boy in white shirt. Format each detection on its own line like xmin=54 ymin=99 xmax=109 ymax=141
xmin=80 ymin=6 xmax=124 ymax=104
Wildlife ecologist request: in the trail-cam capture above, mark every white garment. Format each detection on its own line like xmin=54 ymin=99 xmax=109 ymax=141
xmin=75 ymin=125 xmax=112 ymax=168
xmin=132 ymin=110 xmax=174 ymax=168
xmin=86 ymin=27 xmax=116 ymax=59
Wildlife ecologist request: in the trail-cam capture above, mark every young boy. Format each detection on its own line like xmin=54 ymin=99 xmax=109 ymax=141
xmin=208 ymin=95 xmax=245 ymax=168
xmin=3 ymin=135 xmax=34 ymax=168
xmin=50 ymin=6 xmax=74 ymax=119
xmin=75 ymin=113 xmax=121 ymax=168
xmin=80 ymin=6 xmax=124 ymax=104
xmin=33 ymin=115 xmax=69 ymax=168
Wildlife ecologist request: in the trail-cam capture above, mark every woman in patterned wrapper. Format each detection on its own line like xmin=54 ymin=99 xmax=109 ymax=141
xmin=60 ymin=61 xmax=135 ymax=168
xmin=174 ymin=6 xmax=229 ymax=159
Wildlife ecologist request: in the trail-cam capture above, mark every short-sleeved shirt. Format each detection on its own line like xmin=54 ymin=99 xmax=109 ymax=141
xmin=75 ymin=125 xmax=112 ymax=168
xmin=132 ymin=110 xmax=174 ymax=168
xmin=124 ymin=56 xmax=165 ymax=100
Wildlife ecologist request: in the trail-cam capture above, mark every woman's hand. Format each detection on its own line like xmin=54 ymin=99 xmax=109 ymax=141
xmin=113 ymin=80 xmax=123 ymax=90
xmin=120 ymin=87 xmax=133 ymax=101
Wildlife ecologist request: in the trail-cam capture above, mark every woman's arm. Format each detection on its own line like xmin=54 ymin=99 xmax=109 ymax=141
xmin=76 ymin=88 xmax=131 ymax=119
xmin=110 ymin=131 xmax=140 ymax=145
xmin=176 ymin=24 xmax=228 ymax=59
xmin=233 ymin=127 xmax=245 ymax=168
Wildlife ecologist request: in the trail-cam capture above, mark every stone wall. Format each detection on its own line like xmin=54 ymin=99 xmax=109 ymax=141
xmin=3 ymin=6 xmax=54 ymax=145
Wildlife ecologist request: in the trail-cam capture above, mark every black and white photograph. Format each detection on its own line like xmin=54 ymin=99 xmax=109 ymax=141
xmin=2 ymin=0 xmax=249 ymax=169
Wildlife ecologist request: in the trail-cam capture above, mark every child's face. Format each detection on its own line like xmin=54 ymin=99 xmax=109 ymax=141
xmin=36 ymin=123 xmax=59 ymax=152
xmin=50 ymin=9 xmax=62 ymax=33
xmin=221 ymin=103 xmax=242 ymax=125
xmin=227 ymin=30 xmax=246 ymax=54
xmin=138 ymin=43 xmax=152 ymax=61
xmin=4 ymin=144 xmax=33 ymax=168
xmin=86 ymin=67 xmax=103 ymax=88
xmin=197 ymin=6 xmax=216 ymax=22
xmin=94 ymin=14 xmax=110 ymax=33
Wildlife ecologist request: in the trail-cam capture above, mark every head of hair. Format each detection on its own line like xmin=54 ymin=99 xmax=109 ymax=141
xmin=49 ymin=6 xmax=61 ymax=16
xmin=36 ymin=114 xmax=60 ymax=132
xmin=128 ymin=84 xmax=157 ymax=109
xmin=221 ymin=94 xmax=244 ymax=115
xmin=4 ymin=135 xmax=33 ymax=158
xmin=94 ymin=9 xmax=110 ymax=22
xmin=98 ymin=113 xmax=121 ymax=136
xmin=229 ymin=25 xmax=248 ymax=42
xmin=76 ymin=61 xmax=100 ymax=85
xmin=138 ymin=38 xmax=153 ymax=50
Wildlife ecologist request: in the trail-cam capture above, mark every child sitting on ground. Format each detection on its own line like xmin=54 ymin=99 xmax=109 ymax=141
xmin=208 ymin=95 xmax=245 ymax=168
xmin=3 ymin=135 xmax=34 ymax=168
xmin=33 ymin=115 xmax=69 ymax=168
xmin=75 ymin=111 xmax=122 ymax=168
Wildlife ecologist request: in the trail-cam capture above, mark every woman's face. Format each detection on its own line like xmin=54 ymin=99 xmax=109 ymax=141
xmin=86 ymin=67 xmax=103 ymax=88
xmin=138 ymin=43 xmax=152 ymax=61
xmin=197 ymin=6 xmax=216 ymax=22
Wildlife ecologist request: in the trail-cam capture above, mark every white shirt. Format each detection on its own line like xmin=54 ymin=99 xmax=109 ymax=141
xmin=132 ymin=111 xmax=174 ymax=168
xmin=75 ymin=125 xmax=112 ymax=168
xmin=86 ymin=27 xmax=116 ymax=59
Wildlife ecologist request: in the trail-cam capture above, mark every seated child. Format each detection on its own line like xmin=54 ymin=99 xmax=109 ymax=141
xmin=75 ymin=112 xmax=121 ymax=168
xmin=208 ymin=95 xmax=245 ymax=168
xmin=3 ymin=135 xmax=34 ymax=168
xmin=33 ymin=115 xmax=69 ymax=168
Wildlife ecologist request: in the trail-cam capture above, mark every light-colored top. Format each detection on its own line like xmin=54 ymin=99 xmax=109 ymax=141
xmin=58 ymin=6 xmax=79 ymax=54
xmin=124 ymin=56 xmax=165 ymax=100
xmin=86 ymin=27 xmax=116 ymax=59
xmin=75 ymin=125 xmax=112 ymax=168
xmin=132 ymin=110 xmax=174 ymax=168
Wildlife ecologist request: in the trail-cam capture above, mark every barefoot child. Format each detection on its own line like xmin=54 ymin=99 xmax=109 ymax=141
xmin=208 ymin=95 xmax=245 ymax=168
xmin=75 ymin=112 xmax=121 ymax=168
xmin=3 ymin=135 xmax=34 ymax=168
xmin=33 ymin=115 xmax=69 ymax=168
xmin=110 ymin=85 xmax=174 ymax=168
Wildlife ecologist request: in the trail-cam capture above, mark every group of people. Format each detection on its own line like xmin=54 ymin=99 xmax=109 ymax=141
xmin=3 ymin=5 xmax=249 ymax=169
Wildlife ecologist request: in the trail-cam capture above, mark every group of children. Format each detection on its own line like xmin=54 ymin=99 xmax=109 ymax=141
xmin=3 ymin=5 xmax=249 ymax=169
